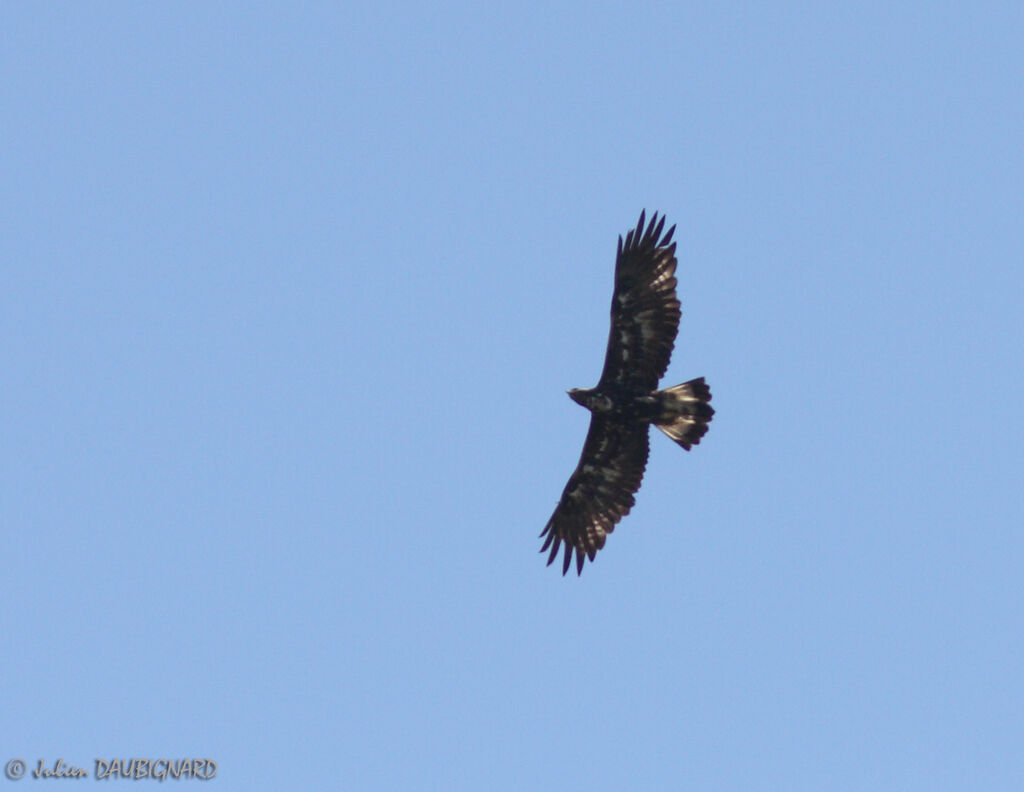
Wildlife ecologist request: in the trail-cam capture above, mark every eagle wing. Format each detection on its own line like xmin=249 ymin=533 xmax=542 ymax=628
xmin=597 ymin=210 xmax=680 ymax=393
xmin=539 ymin=417 xmax=651 ymax=575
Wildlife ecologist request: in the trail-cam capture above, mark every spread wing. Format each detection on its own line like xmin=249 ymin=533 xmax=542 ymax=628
xmin=597 ymin=210 xmax=680 ymax=393
xmin=540 ymin=417 xmax=651 ymax=575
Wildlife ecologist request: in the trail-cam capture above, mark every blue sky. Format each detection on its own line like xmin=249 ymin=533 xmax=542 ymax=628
xmin=3 ymin=2 xmax=1022 ymax=789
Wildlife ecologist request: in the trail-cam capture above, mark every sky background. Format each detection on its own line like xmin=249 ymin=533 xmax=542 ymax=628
xmin=2 ymin=2 xmax=1022 ymax=790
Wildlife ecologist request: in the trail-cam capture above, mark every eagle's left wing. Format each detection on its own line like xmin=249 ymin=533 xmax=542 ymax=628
xmin=540 ymin=416 xmax=651 ymax=575
xmin=597 ymin=211 xmax=681 ymax=393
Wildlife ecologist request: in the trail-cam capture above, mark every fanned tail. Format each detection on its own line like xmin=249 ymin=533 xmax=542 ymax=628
xmin=653 ymin=377 xmax=714 ymax=450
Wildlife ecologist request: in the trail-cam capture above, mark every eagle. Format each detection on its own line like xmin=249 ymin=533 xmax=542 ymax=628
xmin=540 ymin=210 xmax=714 ymax=575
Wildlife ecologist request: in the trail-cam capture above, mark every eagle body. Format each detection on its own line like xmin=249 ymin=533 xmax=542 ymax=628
xmin=541 ymin=211 xmax=714 ymax=575
xmin=568 ymin=385 xmax=690 ymax=424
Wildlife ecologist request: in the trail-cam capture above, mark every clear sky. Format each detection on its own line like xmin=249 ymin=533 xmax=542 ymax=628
xmin=3 ymin=2 xmax=1022 ymax=790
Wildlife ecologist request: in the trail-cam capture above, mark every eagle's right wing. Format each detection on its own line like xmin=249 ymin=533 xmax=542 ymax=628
xmin=540 ymin=416 xmax=650 ymax=575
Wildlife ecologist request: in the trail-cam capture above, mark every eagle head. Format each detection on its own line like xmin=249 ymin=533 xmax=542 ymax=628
xmin=568 ymin=387 xmax=614 ymax=413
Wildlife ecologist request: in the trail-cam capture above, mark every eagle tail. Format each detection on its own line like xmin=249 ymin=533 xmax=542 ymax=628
xmin=654 ymin=377 xmax=714 ymax=451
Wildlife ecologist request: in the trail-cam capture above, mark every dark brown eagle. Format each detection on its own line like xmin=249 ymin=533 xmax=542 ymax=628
xmin=540 ymin=210 xmax=714 ymax=575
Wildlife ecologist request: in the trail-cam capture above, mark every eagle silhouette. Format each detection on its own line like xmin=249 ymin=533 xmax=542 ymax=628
xmin=540 ymin=211 xmax=713 ymax=575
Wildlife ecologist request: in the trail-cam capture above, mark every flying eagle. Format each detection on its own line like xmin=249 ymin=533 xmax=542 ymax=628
xmin=540 ymin=211 xmax=714 ymax=575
